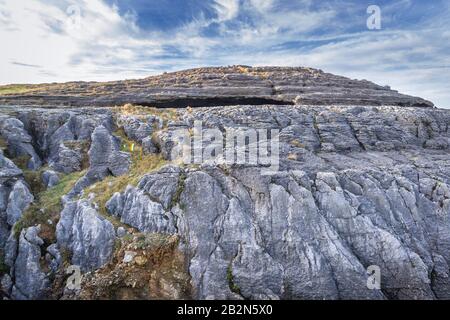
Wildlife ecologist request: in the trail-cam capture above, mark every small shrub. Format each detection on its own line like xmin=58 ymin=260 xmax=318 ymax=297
xmin=23 ymin=169 xmax=46 ymax=195
xmin=226 ymin=264 xmax=241 ymax=295
xmin=12 ymin=155 xmax=30 ymax=170
xmin=170 ymin=173 xmax=186 ymax=209
xmin=0 ymin=253 xmax=9 ymax=275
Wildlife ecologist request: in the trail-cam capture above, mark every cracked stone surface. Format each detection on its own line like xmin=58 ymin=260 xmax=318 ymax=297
xmin=0 ymin=66 xmax=434 ymax=108
xmin=0 ymin=66 xmax=449 ymax=300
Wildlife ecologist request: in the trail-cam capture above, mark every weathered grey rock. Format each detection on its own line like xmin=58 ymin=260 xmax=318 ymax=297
xmin=41 ymin=170 xmax=60 ymax=188
xmin=67 ymin=125 xmax=131 ymax=198
xmin=56 ymin=199 xmax=115 ymax=272
xmin=123 ymin=251 xmax=136 ymax=263
xmin=0 ymin=152 xmax=22 ymax=179
xmin=116 ymin=227 xmax=126 ymax=238
xmin=2 ymin=66 xmax=450 ymax=301
xmin=0 ymin=118 xmax=42 ymax=170
xmin=0 ymin=219 xmax=8 ymax=251
xmin=152 ymin=128 xmax=188 ymax=160
xmin=45 ymin=244 xmax=61 ymax=273
xmin=1 ymin=274 xmax=13 ymax=295
xmin=11 ymin=226 xmax=49 ymax=300
xmin=49 ymin=142 xmax=84 ymax=173
xmin=106 ymin=185 xmax=177 ymax=234
xmin=117 ymin=114 xmax=161 ymax=143
xmin=89 ymin=125 xmax=131 ymax=177
xmin=3 ymin=232 xmax=17 ymax=269
xmin=0 ymin=66 xmax=434 ymax=108
xmin=6 ymin=180 xmax=33 ymax=226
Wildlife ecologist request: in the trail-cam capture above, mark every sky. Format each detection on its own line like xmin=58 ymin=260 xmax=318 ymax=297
xmin=0 ymin=0 xmax=449 ymax=108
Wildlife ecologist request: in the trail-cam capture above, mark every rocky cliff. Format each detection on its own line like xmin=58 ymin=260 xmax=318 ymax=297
xmin=0 ymin=66 xmax=434 ymax=108
xmin=1 ymin=67 xmax=449 ymax=300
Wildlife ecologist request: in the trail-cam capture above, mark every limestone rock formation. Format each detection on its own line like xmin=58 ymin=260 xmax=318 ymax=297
xmin=11 ymin=226 xmax=50 ymax=300
xmin=42 ymin=170 xmax=60 ymax=189
xmin=0 ymin=117 xmax=42 ymax=170
xmin=0 ymin=66 xmax=449 ymax=300
xmin=0 ymin=66 xmax=434 ymax=108
xmin=56 ymin=199 xmax=116 ymax=272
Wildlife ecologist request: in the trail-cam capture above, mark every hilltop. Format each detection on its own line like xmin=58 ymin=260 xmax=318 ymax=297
xmin=0 ymin=66 xmax=434 ymax=108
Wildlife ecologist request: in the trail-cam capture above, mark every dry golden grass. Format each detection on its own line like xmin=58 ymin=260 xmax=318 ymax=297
xmin=0 ymin=137 xmax=7 ymax=151
xmin=290 ymin=139 xmax=306 ymax=148
xmin=0 ymin=84 xmax=36 ymax=96
xmin=115 ymin=104 xmax=179 ymax=122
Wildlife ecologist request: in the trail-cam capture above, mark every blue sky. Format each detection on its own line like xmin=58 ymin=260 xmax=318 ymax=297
xmin=1 ymin=0 xmax=449 ymax=108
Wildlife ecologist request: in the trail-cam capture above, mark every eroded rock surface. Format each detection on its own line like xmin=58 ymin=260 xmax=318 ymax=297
xmin=0 ymin=66 xmax=449 ymax=300
xmin=56 ymin=199 xmax=116 ymax=272
xmin=0 ymin=66 xmax=434 ymax=108
xmin=11 ymin=226 xmax=49 ymax=300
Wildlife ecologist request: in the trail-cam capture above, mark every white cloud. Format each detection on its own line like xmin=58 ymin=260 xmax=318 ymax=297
xmin=0 ymin=0 xmax=449 ymax=108
xmin=213 ymin=0 xmax=240 ymax=22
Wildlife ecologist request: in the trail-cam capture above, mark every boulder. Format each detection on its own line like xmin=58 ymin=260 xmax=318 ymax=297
xmin=0 ymin=118 xmax=42 ymax=170
xmin=11 ymin=226 xmax=49 ymax=300
xmin=41 ymin=170 xmax=60 ymax=189
xmin=6 ymin=180 xmax=33 ymax=227
xmin=56 ymin=199 xmax=116 ymax=272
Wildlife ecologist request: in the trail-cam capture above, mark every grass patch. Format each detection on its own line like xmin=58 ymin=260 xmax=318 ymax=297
xmin=0 ymin=84 xmax=36 ymax=96
xmin=226 ymin=263 xmax=241 ymax=295
xmin=170 ymin=173 xmax=186 ymax=209
xmin=133 ymin=233 xmax=178 ymax=251
xmin=115 ymin=104 xmax=179 ymax=123
xmin=11 ymin=155 xmax=30 ymax=170
xmin=13 ymin=170 xmax=86 ymax=240
xmin=0 ymin=137 xmax=7 ymax=151
xmin=23 ymin=168 xmax=46 ymax=195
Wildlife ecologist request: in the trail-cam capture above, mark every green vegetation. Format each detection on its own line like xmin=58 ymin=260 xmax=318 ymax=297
xmin=226 ymin=263 xmax=241 ymax=295
xmin=0 ymin=84 xmax=36 ymax=96
xmin=134 ymin=233 xmax=178 ymax=251
xmin=0 ymin=137 xmax=7 ymax=151
xmin=11 ymin=155 xmax=30 ymax=170
xmin=23 ymin=168 xmax=46 ymax=195
xmin=59 ymin=247 xmax=73 ymax=268
xmin=13 ymin=170 xmax=86 ymax=240
xmin=170 ymin=173 xmax=186 ymax=209
xmin=0 ymin=253 xmax=9 ymax=275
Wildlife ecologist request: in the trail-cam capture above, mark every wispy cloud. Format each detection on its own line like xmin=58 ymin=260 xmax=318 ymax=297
xmin=11 ymin=61 xmax=42 ymax=68
xmin=0 ymin=0 xmax=449 ymax=108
